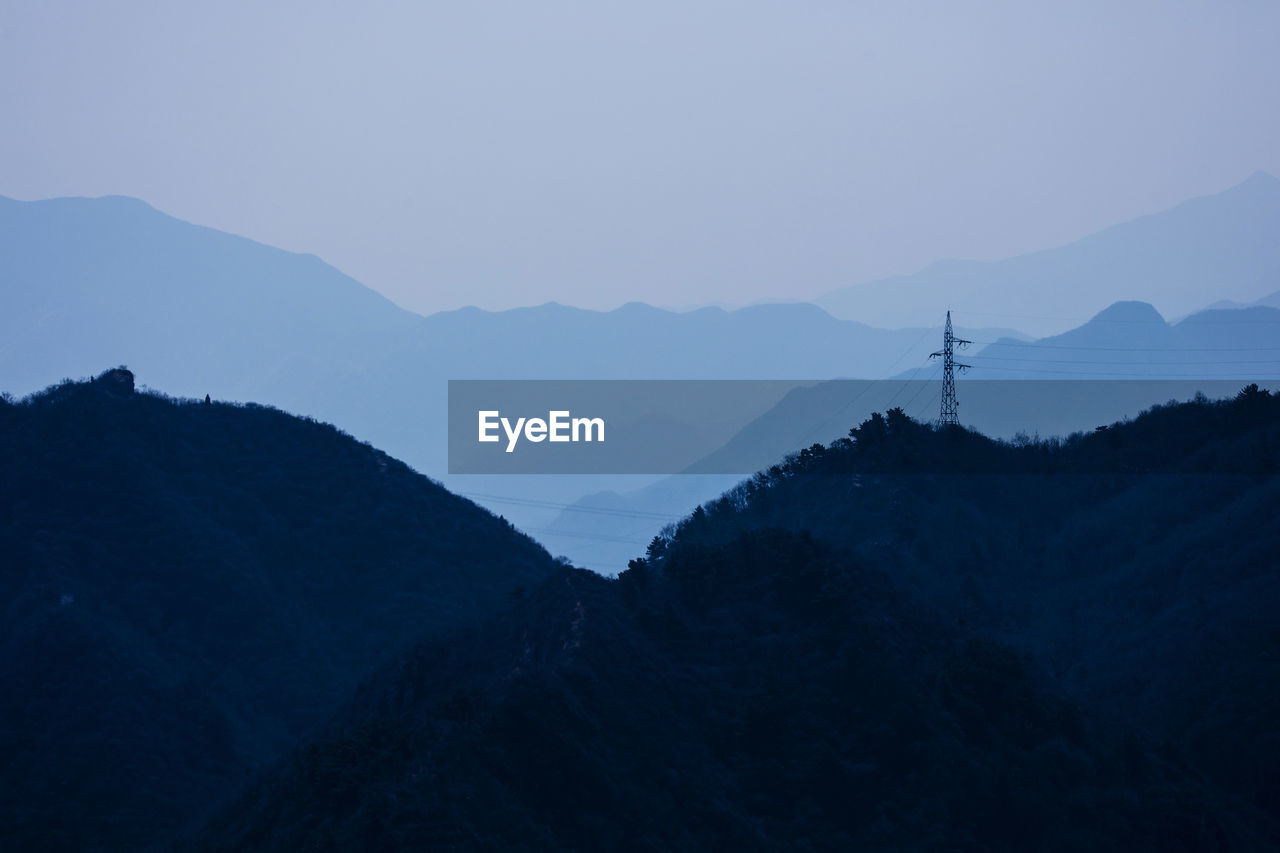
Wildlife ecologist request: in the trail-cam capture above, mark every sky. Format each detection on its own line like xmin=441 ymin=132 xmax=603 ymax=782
xmin=2 ymin=1 xmax=1278 ymax=316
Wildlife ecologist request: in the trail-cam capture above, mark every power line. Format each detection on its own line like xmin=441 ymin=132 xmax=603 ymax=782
xmin=461 ymin=491 xmax=681 ymax=521
xmin=970 ymin=341 xmax=1280 ymax=352
xmin=530 ymin=527 xmax=651 ymax=546
xmin=953 ymin=309 xmax=1280 ymax=326
xmin=804 ymin=324 xmax=939 ymax=439
xmin=969 ymin=354 xmax=1280 ymax=366
xmin=554 ymin=519 xmax=674 ymax=555
xmin=913 ymin=387 xmax=942 ymax=422
xmin=965 ymin=364 xmax=1280 ymax=378
xmin=898 ymin=364 xmax=940 ymax=414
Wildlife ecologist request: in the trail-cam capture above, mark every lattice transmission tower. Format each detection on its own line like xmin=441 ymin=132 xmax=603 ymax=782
xmin=929 ymin=310 xmax=972 ymax=426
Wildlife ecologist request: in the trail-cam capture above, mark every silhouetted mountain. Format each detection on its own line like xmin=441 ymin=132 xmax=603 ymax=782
xmin=651 ymin=389 xmax=1280 ymax=834
xmin=0 ymin=191 xmax=1026 ymax=566
xmin=818 ymin=171 xmax=1280 ymax=334
xmin=685 ymin=300 xmax=1280 ymax=470
xmin=538 ymin=300 xmax=1280 ymax=573
xmin=7 ymin=186 xmax=1280 ymax=572
xmin=0 ymin=370 xmax=557 ymax=851
xmin=195 ymin=388 xmax=1280 ymax=851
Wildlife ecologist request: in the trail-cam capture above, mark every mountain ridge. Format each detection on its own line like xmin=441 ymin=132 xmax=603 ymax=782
xmin=537 ymin=298 xmax=1280 ymax=573
xmin=194 ymin=389 xmax=1280 ymax=851
xmin=0 ymin=369 xmax=558 ymax=851
xmin=817 ymin=171 xmax=1280 ymax=334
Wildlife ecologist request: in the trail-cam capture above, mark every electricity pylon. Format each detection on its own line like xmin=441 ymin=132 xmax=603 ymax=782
xmin=929 ymin=310 xmax=971 ymax=426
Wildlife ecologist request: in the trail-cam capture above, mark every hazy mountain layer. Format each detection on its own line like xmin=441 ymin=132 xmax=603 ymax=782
xmin=6 ymin=183 xmax=1280 ymax=572
xmin=963 ymin=301 xmax=1280 ymax=380
xmin=0 ymin=191 xmax=1016 ymax=566
xmin=818 ymin=171 xmax=1280 ymax=334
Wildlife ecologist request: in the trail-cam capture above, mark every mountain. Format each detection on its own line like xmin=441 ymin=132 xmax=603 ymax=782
xmin=817 ymin=171 xmax=1280 ymax=335
xmin=0 ymin=191 xmax=1025 ymax=566
xmin=0 ymin=194 xmax=418 ymax=402
xmin=0 ymin=369 xmax=557 ymax=851
xmin=7 ymin=182 xmax=1277 ymax=573
xmin=687 ymin=300 xmax=1280 ymax=467
xmin=413 ymin=300 xmax=1020 ymax=381
xmin=963 ymin=301 xmax=1280 ymax=379
xmin=537 ymin=300 xmax=1280 ymax=574
xmin=650 ymin=391 xmax=1280 ymax=832
xmin=195 ymin=389 xmax=1280 ymax=850
xmin=0 ymin=192 xmax=1020 ymax=405
xmin=1200 ymin=288 xmax=1280 ymax=313
xmin=535 ymin=474 xmax=741 ymax=575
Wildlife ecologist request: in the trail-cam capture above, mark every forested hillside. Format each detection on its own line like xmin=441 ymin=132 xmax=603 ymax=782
xmin=0 ymin=369 xmax=557 ymax=851
xmin=196 ymin=386 xmax=1280 ymax=851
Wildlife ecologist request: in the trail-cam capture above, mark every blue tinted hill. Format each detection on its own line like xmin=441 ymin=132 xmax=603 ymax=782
xmin=196 ymin=389 xmax=1280 ymax=850
xmin=0 ymin=370 xmax=556 ymax=851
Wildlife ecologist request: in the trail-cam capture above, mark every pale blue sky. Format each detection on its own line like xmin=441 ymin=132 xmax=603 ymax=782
xmin=2 ymin=1 xmax=1278 ymax=315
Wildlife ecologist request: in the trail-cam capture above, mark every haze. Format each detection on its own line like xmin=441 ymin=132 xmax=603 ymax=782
xmin=3 ymin=1 xmax=1278 ymax=316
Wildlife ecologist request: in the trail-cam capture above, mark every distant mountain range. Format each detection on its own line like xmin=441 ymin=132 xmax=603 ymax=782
xmin=1200 ymin=289 xmax=1280 ymax=313
xmin=0 ymin=194 xmax=415 ymax=402
xmin=4 ymin=175 xmax=1280 ymax=570
xmin=962 ymin=300 xmax=1280 ymax=380
xmin=0 ymin=192 xmax=1017 ymax=560
xmin=0 ymin=193 xmax=1023 ymax=406
xmin=817 ymin=171 xmax=1280 ymax=335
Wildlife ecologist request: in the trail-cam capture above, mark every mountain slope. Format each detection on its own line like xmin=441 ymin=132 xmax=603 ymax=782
xmin=0 ymin=192 xmax=1025 ymax=569
xmin=413 ymin=300 xmax=1017 ymax=381
xmin=693 ymin=301 xmax=1280 ymax=466
xmin=652 ymin=391 xmax=1280 ymax=826
xmin=0 ymin=369 xmax=557 ymax=851
xmin=199 ymin=545 xmax=1254 ymax=852
xmin=537 ymin=301 xmax=1280 ymax=573
xmin=0 ymin=192 xmax=1020 ymax=403
xmin=1200 ymin=287 xmax=1280 ymax=313
xmin=817 ymin=171 xmax=1280 ymax=334
xmin=196 ymin=389 xmax=1280 ymax=851
xmin=0 ymin=194 xmax=419 ymax=401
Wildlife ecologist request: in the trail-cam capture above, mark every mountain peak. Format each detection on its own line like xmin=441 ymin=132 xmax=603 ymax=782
xmin=1240 ymin=169 xmax=1279 ymax=189
xmin=92 ymin=193 xmax=162 ymax=210
xmin=1087 ymin=300 xmax=1166 ymax=326
xmin=1 ymin=374 xmax=557 ymax=849
xmin=817 ymin=173 xmax=1280 ymax=335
